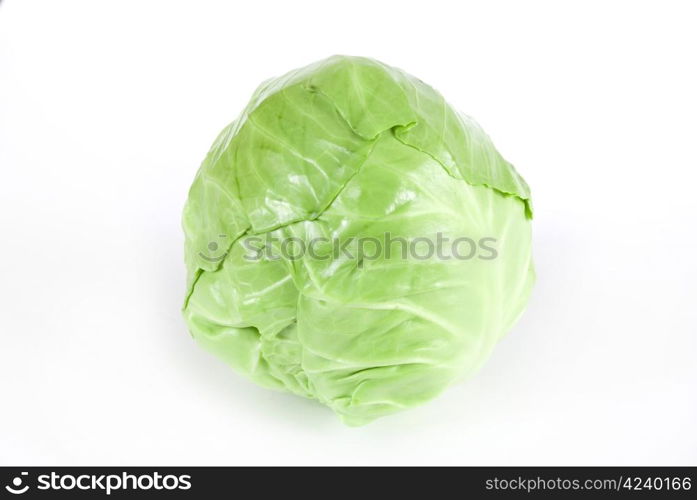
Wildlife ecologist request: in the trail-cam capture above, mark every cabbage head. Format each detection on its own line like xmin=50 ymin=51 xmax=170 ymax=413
xmin=182 ymin=56 xmax=534 ymax=425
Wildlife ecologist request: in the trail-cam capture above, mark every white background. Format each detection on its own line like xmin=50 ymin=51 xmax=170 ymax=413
xmin=1 ymin=0 xmax=695 ymax=465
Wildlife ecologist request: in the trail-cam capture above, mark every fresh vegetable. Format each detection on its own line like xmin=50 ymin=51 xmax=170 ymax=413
xmin=182 ymin=56 xmax=535 ymax=425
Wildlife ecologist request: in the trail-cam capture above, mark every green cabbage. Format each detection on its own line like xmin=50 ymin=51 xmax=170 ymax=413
xmin=182 ymin=56 xmax=535 ymax=425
